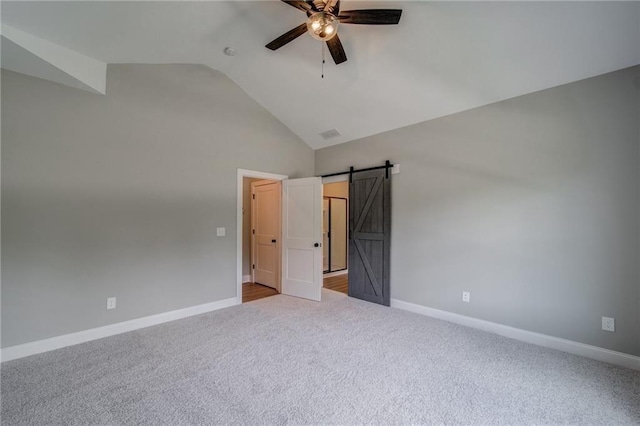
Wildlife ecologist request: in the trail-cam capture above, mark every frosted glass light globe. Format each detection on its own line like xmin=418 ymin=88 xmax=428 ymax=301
xmin=306 ymin=12 xmax=339 ymax=41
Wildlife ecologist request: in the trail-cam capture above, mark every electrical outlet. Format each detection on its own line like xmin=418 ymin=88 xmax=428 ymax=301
xmin=462 ymin=291 xmax=471 ymax=303
xmin=107 ymin=297 xmax=116 ymax=310
xmin=602 ymin=316 xmax=615 ymax=332
xmin=216 ymin=227 xmax=225 ymax=237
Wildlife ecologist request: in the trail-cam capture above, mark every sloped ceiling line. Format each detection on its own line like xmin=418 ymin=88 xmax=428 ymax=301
xmin=1 ymin=24 xmax=106 ymax=95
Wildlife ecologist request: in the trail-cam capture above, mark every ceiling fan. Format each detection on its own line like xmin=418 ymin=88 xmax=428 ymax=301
xmin=266 ymin=0 xmax=402 ymax=65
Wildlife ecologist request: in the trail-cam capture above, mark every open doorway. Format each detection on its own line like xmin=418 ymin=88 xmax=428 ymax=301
xmin=242 ymin=178 xmax=281 ymax=303
xmin=238 ymin=169 xmax=323 ymax=304
xmin=323 ymin=197 xmax=348 ymax=273
xmin=237 ymin=169 xmax=287 ymax=304
xmin=322 ymin=180 xmax=349 ymax=295
xmin=237 ymin=169 xmax=325 ymax=304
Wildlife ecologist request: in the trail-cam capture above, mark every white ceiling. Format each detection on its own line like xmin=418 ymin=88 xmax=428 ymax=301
xmin=2 ymin=1 xmax=639 ymax=149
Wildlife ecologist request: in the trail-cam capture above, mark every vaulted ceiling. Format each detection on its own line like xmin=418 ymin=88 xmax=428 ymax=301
xmin=2 ymin=1 xmax=639 ymax=149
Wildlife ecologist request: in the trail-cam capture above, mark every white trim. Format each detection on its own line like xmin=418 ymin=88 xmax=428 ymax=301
xmin=1 ymin=297 xmax=239 ymax=363
xmin=237 ymin=169 xmax=288 ymax=305
xmin=242 ymin=275 xmax=251 ymax=283
xmin=390 ymin=298 xmax=640 ymax=371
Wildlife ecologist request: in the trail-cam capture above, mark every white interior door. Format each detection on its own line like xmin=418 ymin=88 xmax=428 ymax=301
xmin=282 ymin=177 xmax=323 ymax=301
xmin=252 ymin=180 xmax=281 ymax=291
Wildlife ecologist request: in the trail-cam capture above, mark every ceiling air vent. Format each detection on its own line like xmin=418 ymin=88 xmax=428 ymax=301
xmin=319 ymin=128 xmax=342 ymax=140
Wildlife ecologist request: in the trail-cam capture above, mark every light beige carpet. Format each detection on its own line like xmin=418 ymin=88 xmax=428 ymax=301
xmin=2 ymin=289 xmax=639 ymax=425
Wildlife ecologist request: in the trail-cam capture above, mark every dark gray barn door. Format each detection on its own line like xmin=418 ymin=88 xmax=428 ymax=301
xmin=348 ymin=168 xmax=391 ymax=306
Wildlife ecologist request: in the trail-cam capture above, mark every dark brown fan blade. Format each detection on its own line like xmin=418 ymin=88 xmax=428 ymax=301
xmin=266 ymin=23 xmax=308 ymax=50
xmin=326 ymin=35 xmax=347 ymax=65
xmin=281 ymin=0 xmax=314 ymax=12
xmin=326 ymin=0 xmax=340 ymax=15
xmin=338 ymin=9 xmax=402 ymax=25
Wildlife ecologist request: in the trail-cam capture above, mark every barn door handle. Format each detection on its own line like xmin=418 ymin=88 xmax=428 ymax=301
xmin=314 ymin=242 xmax=320 ymax=248
xmin=272 ymin=239 xmax=277 ymax=243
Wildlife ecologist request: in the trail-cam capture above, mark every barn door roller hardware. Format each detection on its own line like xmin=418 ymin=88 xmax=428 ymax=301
xmin=320 ymin=160 xmax=394 ymax=182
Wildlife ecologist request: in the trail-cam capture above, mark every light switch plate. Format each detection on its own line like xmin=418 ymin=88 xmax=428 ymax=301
xmin=216 ymin=227 xmax=225 ymax=236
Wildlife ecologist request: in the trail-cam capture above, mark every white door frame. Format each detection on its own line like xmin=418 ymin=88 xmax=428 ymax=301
xmin=237 ymin=169 xmax=288 ymax=304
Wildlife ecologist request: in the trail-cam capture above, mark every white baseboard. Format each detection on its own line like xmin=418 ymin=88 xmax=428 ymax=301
xmin=390 ymin=298 xmax=640 ymax=371
xmin=1 ymin=297 xmax=239 ymax=363
xmin=242 ymin=275 xmax=251 ymax=283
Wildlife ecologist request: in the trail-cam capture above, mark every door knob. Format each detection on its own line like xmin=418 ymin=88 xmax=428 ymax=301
xmin=314 ymin=242 xmax=320 ymax=248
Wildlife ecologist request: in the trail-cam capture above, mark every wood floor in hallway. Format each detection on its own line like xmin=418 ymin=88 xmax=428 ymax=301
xmin=242 ymin=282 xmax=278 ymax=303
xmin=323 ymin=274 xmax=348 ymax=294
xmin=243 ymin=273 xmax=348 ymax=303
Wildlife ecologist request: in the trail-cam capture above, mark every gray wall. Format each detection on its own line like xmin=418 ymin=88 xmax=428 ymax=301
xmin=316 ymin=66 xmax=640 ymax=356
xmin=1 ymin=65 xmax=314 ymax=348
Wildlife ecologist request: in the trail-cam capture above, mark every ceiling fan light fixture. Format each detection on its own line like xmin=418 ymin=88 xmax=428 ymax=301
xmin=266 ymin=1 xmax=403 ymax=65
xmin=306 ymin=12 xmax=339 ymax=41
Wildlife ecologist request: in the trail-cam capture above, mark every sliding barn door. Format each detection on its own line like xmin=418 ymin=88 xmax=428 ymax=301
xmin=349 ymin=169 xmax=391 ymax=306
xmin=282 ymin=177 xmax=323 ymax=301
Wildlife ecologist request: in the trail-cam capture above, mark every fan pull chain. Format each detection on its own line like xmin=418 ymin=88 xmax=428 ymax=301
xmin=321 ymin=42 xmax=325 ymax=79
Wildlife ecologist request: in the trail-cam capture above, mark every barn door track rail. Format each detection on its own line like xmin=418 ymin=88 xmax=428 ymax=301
xmin=320 ymin=160 xmax=394 ymax=182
